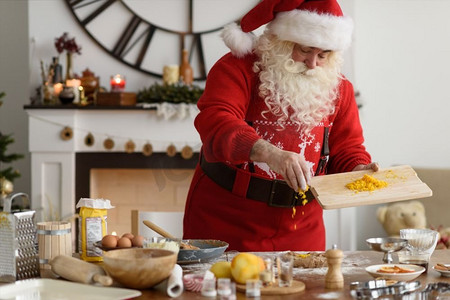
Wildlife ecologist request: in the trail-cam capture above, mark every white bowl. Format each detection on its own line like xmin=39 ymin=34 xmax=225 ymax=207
xmin=365 ymin=264 xmax=425 ymax=282
xmin=432 ymin=264 xmax=450 ymax=277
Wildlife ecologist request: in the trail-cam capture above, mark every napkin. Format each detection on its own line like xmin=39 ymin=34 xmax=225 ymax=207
xmin=154 ymin=264 xmax=183 ymax=298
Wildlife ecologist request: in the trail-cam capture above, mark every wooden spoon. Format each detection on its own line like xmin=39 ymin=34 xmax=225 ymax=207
xmin=142 ymin=220 xmax=199 ymax=250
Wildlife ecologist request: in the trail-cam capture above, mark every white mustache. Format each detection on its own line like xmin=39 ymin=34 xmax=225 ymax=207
xmin=284 ymin=59 xmax=317 ymax=76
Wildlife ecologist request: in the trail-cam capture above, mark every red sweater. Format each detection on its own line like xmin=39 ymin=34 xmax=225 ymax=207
xmin=183 ymin=53 xmax=371 ymax=251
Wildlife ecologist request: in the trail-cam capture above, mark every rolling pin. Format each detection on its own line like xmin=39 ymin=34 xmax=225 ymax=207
xmin=50 ymin=255 xmax=113 ymax=286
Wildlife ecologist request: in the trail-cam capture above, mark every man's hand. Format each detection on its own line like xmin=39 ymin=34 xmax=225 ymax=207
xmin=352 ymin=162 xmax=379 ymax=172
xmin=250 ymin=139 xmax=311 ymax=191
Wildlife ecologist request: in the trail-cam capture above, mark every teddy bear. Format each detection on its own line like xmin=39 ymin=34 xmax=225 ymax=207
xmin=376 ymin=200 xmax=427 ymax=237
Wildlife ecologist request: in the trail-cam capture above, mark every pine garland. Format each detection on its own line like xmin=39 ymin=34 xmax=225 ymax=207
xmin=137 ymin=82 xmax=204 ymax=104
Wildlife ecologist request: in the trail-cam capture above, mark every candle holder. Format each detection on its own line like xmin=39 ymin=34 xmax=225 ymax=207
xmin=110 ymin=74 xmax=126 ymax=92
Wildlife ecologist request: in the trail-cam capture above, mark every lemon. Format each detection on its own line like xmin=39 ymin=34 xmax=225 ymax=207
xmin=210 ymin=261 xmax=232 ymax=279
xmin=230 ymin=253 xmax=265 ymax=284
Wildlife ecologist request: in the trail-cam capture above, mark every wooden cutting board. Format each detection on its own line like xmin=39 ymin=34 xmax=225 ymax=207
xmin=236 ymin=279 xmax=305 ymax=295
xmin=310 ymin=165 xmax=432 ymax=210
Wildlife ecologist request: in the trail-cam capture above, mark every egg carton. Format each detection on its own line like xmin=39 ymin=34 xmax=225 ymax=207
xmin=0 ymin=193 xmax=40 ymax=282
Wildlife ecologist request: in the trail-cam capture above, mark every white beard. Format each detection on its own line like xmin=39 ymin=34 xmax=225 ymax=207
xmin=254 ymin=35 xmax=343 ymax=132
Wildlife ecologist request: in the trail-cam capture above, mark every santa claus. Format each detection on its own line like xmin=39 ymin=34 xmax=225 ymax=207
xmin=183 ymin=0 xmax=378 ymax=251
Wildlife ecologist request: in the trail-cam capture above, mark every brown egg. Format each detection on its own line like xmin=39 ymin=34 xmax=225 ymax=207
xmin=102 ymin=235 xmax=118 ymax=248
xmin=132 ymin=235 xmax=144 ymax=247
xmin=122 ymin=233 xmax=134 ymax=240
xmin=117 ymin=237 xmax=132 ymax=248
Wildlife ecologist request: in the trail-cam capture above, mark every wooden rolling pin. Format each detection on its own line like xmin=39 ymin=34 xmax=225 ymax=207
xmin=50 ymin=255 xmax=113 ymax=286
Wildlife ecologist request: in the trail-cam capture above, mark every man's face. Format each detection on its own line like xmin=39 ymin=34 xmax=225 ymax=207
xmin=291 ymin=44 xmax=332 ymax=69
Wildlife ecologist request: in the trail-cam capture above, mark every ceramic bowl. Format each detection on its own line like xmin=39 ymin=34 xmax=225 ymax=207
xmin=365 ymin=264 xmax=425 ymax=282
xmin=103 ymin=248 xmax=177 ymax=289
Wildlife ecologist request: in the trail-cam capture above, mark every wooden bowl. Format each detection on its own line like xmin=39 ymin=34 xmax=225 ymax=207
xmin=103 ymin=248 xmax=177 ymax=289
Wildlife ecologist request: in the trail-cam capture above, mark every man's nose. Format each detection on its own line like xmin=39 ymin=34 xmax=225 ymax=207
xmin=305 ymin=54 xmax=318 ymax=69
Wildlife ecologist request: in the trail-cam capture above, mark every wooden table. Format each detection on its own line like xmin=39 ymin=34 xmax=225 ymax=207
xmin=137 ymin=250 xmax=449 ymax=300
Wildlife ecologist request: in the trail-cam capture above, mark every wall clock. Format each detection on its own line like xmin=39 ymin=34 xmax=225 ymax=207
xmin=65 ymin=0 xmax=258 ymax=81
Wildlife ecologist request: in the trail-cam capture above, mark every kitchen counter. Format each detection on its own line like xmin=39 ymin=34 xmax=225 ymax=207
xmin=138 ymin=250 xmax=449 ymax=300
xmin=1 ymin=250 xmax=448 ymax=299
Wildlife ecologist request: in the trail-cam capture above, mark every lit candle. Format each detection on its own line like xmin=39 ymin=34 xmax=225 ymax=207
xmin=110 ymin=74 xmax=126 ymax=92
xmin=65 ymin=79 xmax=81 ymax=103
xmin=53 ymin=83 xmax=63 ymax=96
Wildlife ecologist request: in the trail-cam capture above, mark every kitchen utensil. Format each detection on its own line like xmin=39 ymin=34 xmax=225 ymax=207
xmin=350 ymin=280 xmax=421 ymax=299
xmin=310 ymin=165 xmax=432 ymax=209
xmin=142 ymin=220 xmax=229 ymax=263
xmin=37 ymin=221 xmax=72 ymax=270
xmin=0 ymin=193 xmax=40 ymax=282
xmin=143 ymin=220 xmax=199 ymax=250
xmin=49 ymin=255 xmax=113 ymax=286
xmin=365 ymin=264 xmax=425 ymax=282
xmin=102 ymin=248 xmax=177 ymax=289
xmin=366 ymin=237 xmax=408 ymax=263
xmin=236 ymin=279 xmax=305 ymax=295
xmin=143 ymin=220 xmax=177 ymax=239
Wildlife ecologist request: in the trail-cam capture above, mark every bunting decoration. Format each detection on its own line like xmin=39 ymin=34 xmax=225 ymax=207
xmin=60 ymin=126 xmax=73 ymax=141
xmin=84 ymin=132 xmax=95 ymax=146
xmin=125 ymin=140 xmax=136 ymax=153
xmin=30 ymin=113 xmax=200 ymax=156
xmin=103 ymin=138 xmax=115 ymax=150
xmin=142 ymin=143 xmax=153 ymax=157
xmin=181 ymin=145 xmax=194 ymax=160
xmin=166 ymin=144 xmax=177 ymax=157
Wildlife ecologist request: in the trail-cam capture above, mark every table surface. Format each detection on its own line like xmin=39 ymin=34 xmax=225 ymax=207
xmin=137 ymin=250 xmax=449 ymax=300
xmin=3 ymin=250 xmax=449 ymax=299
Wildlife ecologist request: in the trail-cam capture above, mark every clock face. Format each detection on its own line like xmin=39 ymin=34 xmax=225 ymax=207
xmin=65 ymin=0 xmax=258 ymax=80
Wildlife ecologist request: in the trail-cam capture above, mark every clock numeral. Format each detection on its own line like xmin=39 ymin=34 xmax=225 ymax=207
xmin=68 ymin=0 xmax=116 ymax=26
xmin=135 ymin=26 xmax=156 ymax=68
xmin=113 ymin=15 xmax=142 ymax=57
xmin=187 ymin=34 xmax=207 ymax=80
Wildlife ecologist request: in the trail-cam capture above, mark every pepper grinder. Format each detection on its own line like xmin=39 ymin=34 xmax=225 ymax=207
xmin=325 ymin=244 xmax=344 ymax=289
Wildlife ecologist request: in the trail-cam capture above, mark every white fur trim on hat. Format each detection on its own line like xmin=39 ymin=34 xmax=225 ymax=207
xmin=268 ymin=10 xmax=353 ymax=51
xmin=221 ymin=22 xmax=256 ymax=58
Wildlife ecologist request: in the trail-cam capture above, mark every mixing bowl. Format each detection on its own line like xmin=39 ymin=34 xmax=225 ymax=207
xmin=103 ymin=248 xmax=177 ymax=289
xmin=399 ymin=229 xmax=439 ymax=254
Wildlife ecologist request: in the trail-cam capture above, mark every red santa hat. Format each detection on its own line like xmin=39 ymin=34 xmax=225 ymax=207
xmin=221 ymin=0 xmax=353 ymax=58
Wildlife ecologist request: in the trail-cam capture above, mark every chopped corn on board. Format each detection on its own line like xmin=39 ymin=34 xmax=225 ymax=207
xmin=310 ymin=165 xmax=432 ymax=210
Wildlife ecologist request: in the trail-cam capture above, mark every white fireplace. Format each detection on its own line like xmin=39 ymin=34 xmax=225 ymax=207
xmin=25 ymin=106 xmax=357 ymax=250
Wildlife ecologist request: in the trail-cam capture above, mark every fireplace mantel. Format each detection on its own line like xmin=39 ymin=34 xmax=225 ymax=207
xmin=25 ymin=105 xmax=201 ymax=222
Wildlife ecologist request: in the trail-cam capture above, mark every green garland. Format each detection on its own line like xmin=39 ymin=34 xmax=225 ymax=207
xmin=137 ymin=82 xmax=204 ymax=104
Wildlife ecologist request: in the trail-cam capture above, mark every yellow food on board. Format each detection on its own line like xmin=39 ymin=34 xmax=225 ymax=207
xmin=231 ymin=253 xmax=265 ymax=284
xmin=210 ymin=261 xmax=232 ymax=279
xmin=346 ymin=174 xmax=388 ymax=192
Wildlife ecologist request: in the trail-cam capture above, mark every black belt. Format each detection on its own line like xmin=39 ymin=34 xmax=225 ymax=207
xmin=200 ymin=155 xmax=315 ymax=208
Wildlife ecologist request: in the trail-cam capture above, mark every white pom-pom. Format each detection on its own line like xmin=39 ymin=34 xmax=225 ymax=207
xmin=220 ymin=23 xmax=256 ymax=58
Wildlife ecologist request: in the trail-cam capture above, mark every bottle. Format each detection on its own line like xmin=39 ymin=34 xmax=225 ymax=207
xmin=259 ymin=258 xmax=274 ymax=287
xmin=52 ymin=57 xmax=63 ymax=84
xmin=179 ymin=49 xmax=193 ymax=85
